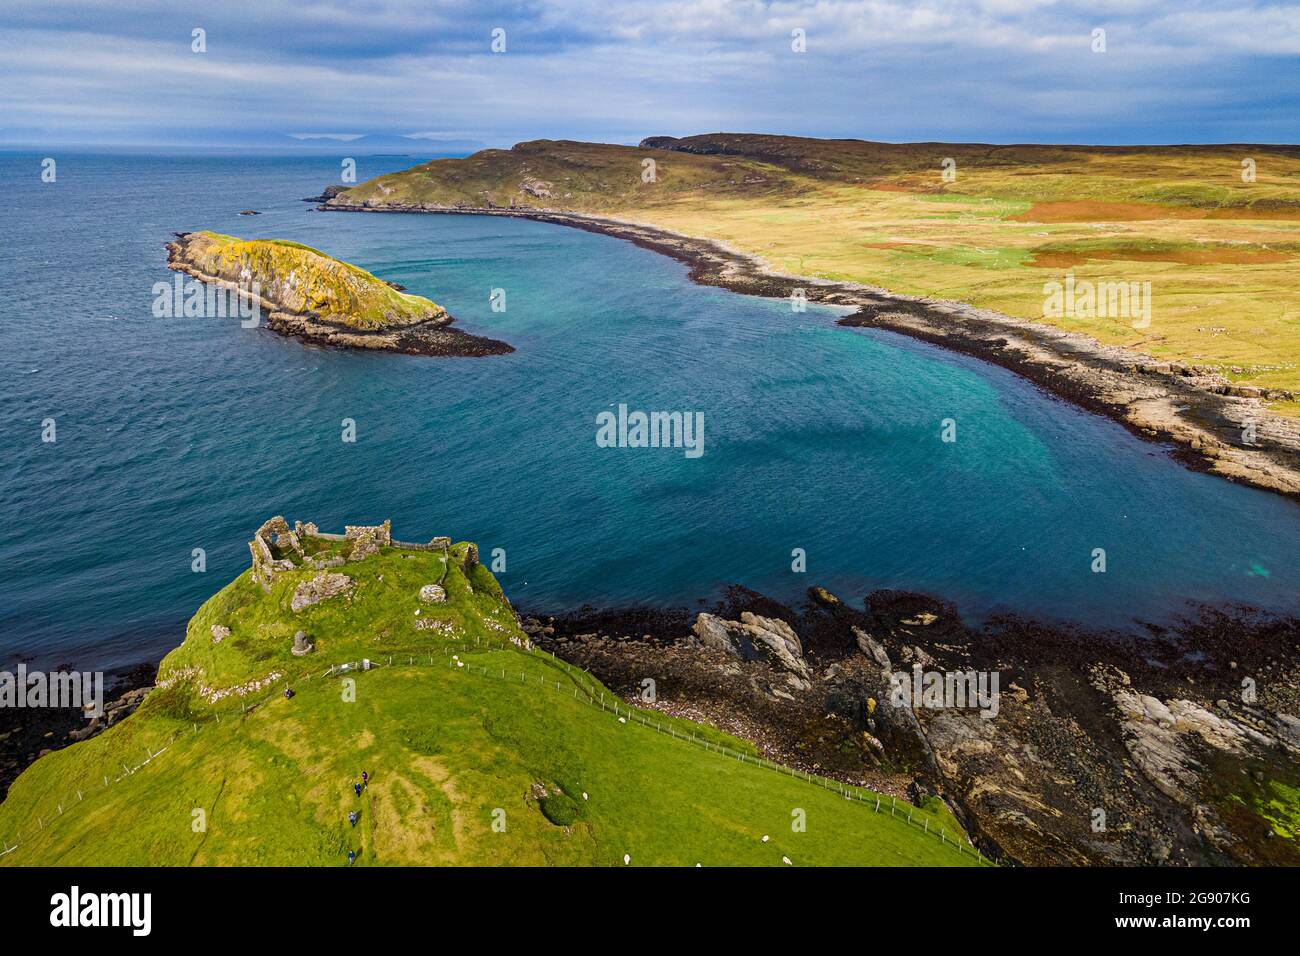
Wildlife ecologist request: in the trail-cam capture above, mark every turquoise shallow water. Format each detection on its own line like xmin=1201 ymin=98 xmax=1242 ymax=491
xmin=2 ymin=151 xmax=1298 ymax=668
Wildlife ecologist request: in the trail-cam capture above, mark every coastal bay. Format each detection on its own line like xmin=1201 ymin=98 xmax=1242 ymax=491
xmin=3 ymin=151 xmax=1299 ymax=675
xmin=321 ymin=135 xmax=1300 ymax=500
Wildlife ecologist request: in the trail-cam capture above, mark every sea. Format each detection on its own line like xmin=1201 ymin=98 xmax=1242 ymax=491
xmin=2 ymin=150 xmax=1298 ymax=668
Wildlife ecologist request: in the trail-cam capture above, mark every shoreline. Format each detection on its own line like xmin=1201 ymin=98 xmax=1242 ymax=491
xmin=7 ymin=578 xmax=1298 ymax=865
xmin=520 ymin=586 xmax=1300 ymax=866
xmin=520 ymin=582 xmax=1300 ymax=868
xmin=321 ymin=201 xmax=1300 ymax=502
xmin=0 ymin=662 xmax=155 ymax=800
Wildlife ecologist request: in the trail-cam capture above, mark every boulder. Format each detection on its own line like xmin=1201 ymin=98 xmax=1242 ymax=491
xmin=419 ymin=584 xmax=447 ymax=604
xmin=211 ymin=624 xmax=230 ymax=644
xmin=690 ymin=612 xmax=812 ymax=688
xmin=291 ymin=630 xmax=315 ymax=656
xmin=901 ymin=612 xmax=939 ymax=627
xmin=737 ymin=612 xmax=812 ymax=688
xmin=290 ymin=572 xmax=353 ymax=612
xmin=852 ymin=626 xmax=892 ymax=668
xmin=692 ymin=613 xmax=742 ymax=659
xmin=519 ymin=177 xmax=553 ymax=199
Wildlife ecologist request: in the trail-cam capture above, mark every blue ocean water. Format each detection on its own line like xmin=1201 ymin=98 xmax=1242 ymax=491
xmin=2 ymin=151 xmax=1298 ymax=669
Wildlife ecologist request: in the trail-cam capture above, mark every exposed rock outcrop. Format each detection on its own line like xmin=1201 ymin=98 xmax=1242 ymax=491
xmin=519 ymin=177 xmax=553 ymax=199
xmin=65 ymin=685 xmax=150 ymax=743
xmin=290 ymin=572 xmax=353 ymax=613
xmin=301 ymin=184 xmax=351 ymax=203
xmin=529 ymin=585 xmax=1300 ymax=867
xmin=1099 ymin=670 xmax=1300 ymax=858
xmin=691 ymin=612 xmax=811 ymax=690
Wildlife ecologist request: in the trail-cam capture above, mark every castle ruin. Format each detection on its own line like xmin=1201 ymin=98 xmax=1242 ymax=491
xmin=248 ymin=516 xmax=452 ymax=592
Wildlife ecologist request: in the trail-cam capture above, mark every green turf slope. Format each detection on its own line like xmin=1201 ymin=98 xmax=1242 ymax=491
xmin=0 ymin=537 xmax=982 ymax=867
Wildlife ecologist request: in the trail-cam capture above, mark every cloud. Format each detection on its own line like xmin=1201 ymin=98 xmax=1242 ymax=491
xmin=1 ymin=0 xmax=1296 ymax=146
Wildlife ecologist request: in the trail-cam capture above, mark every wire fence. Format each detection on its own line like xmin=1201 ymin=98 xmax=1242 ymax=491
xmin=0 ymin=636 xmax=993 ymax=866
xmin=446 ymin=640 xmax=992 ymax=866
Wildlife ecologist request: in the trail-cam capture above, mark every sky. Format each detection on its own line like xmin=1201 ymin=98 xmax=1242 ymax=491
xmin=2 ymin=0 xmax=1298 ymax=149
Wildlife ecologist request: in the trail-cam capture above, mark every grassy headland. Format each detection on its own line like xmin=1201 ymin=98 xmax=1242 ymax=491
xmin=0 ymin=527 xmax=978 ymax=867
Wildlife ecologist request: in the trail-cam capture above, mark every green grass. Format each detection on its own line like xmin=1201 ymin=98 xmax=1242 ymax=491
xmin=0 ymin=539 xmax=981 ymax=867
xmin=1254 ymin=781 xmax=1300 ymax=840
xmin=175 ymin=232 xmax=447 ymax=330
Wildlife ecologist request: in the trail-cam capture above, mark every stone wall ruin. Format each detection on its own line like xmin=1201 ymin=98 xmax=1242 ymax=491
xmin=249 ymin=516 xmax=305 ymax=591
xmin=248 ymin=516 xmax=455 ymax=590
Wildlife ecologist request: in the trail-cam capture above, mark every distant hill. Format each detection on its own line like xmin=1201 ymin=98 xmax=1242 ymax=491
xmin=284 ymin=132 xmax=484 ymax=155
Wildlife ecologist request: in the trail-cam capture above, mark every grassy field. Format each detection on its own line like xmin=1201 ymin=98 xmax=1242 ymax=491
xmin=0 ymin=536 xmax=979 ymax=867
xmin=340 ymin=135 xmax=1300 ymax=412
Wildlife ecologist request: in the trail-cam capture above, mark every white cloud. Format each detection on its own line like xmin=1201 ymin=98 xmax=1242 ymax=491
xmin=1 ymin=1 xmax=1296 ymax=145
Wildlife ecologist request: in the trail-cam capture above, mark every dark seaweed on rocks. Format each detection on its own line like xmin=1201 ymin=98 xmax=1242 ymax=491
xmin=522 ymin=585 xmax=1300 ymax=867
xmin=0 ymin=663 xmax=156 ymax=800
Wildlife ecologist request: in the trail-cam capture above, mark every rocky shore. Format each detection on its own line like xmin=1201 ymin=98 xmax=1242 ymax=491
xmin=320 ymin=200 xmax=1300 ymax=501
xmin=521 ymin=587 xmax=1300 ymax=866
xmin=11 ymin=574 xmax=1297 ymax=867
xmin=164 ymin=231 xmax=513 ymax=358
xmin=0 ymin=663 xmax=154 ymax=800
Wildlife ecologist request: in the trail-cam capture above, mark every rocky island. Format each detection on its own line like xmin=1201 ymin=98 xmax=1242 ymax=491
xmin=165 ymin=231 xmax=512 ymax=357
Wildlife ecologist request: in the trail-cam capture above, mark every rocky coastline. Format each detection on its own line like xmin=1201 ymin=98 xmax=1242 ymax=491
xmin=319 ymin=200 xmax=1300 ymax=501
xmin=0 ymin=663 xmax=155 ymax=800
xmin=9 ymin=576 xmax=1297 ymax=867
xmin=520 ymin=587 xmax=1300 ymax=867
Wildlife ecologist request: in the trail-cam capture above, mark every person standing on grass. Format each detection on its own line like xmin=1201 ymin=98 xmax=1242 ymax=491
xmin=354 ymin=782 xmax=362 ymax=797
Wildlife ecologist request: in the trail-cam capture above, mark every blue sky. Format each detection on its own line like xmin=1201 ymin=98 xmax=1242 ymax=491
xmin=2 ymin=0 xmax=1298 ymax=148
